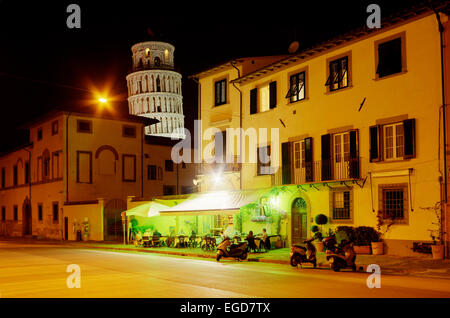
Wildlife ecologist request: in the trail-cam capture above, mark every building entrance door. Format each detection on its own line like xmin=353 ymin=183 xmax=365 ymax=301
xmin=291 ymin=198 xmax=307 ymax=245
xmin=64 ymin=217 xmax=69 ymax=240
xmin=104 ymin=199 xmax=126 ymax=241
xmin=22 ymin=199 xmax=32 ymax=236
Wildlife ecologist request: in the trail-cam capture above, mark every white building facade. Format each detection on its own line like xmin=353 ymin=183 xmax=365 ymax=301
xmin=126 ymin=41 xmax=185 ymax=139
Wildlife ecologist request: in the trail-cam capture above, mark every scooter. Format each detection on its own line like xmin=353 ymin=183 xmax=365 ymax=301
xmin=289 ymin=238 xmax=317 ymax=268
xmin=216 ymin=237 xmax=248 ymax=261
xmin=323 ymin=237 xmax=357 ymax=272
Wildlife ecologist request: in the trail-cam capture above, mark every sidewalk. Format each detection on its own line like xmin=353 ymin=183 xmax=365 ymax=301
xmin=2 ymin=237 xmax=450 ymax=279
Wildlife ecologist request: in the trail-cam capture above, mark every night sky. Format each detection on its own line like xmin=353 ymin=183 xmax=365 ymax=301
xmin=0 ymin=0 xmax=425 ymax=152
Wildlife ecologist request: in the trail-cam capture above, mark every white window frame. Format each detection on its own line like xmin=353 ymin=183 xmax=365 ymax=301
xmin=383 ymin=122 xmax=404 ymax=161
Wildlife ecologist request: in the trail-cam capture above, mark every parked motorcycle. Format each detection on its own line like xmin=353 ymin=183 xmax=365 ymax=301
xmin=289 ymin=238 xmax=317 ymax=268
xmin=216 ymin=237 xmax=248 ymax=261
xmin=323 ymin=237 xmax=357 ymax=272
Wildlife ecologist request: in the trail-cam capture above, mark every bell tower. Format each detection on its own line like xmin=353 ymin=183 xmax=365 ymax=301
xmin=126 ymin=40 xmax=185 ymax=139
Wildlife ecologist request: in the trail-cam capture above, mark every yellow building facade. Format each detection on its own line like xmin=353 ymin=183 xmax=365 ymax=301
xmin=193 ymin=7 xmax=450 ymax=256
xmin=0 ymin=110 xmax=195 ymax=241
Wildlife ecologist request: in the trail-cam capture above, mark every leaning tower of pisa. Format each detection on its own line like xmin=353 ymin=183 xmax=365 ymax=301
xmin=126 ymin=41 xmax=185 ymax=139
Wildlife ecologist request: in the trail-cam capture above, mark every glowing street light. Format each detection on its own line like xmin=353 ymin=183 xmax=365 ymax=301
xmin=98 ymin=97 xmax=108 ymax=104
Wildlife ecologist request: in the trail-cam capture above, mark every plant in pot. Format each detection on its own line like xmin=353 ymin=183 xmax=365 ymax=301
xmin=372 ymin=210 xmax=395 ymax=255
xmin=424 ymin=202 xmax=446 ymax=259
xmin=335 ymin=226 xmax=355 ymax=245
xmin=313 ymin=214 xmax=328 ymax=252
xmin=354 ymin=226 xmax=379 ymax=254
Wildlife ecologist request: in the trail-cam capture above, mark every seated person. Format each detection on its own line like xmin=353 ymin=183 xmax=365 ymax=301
xmin=135 ymin=231 xmax=143 ymax=245
xmin=153 ymin=229 xmax=161 ymax=238
xmin=246 ymin=231 xmax=258 ymax=252
xmin=260 ymin=228 xmax=271 ymax=250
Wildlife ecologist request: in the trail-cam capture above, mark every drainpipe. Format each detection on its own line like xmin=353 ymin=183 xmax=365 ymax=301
xmin=433 ymin=6 xmax=448 ymax=258
xmin=192 ymin=77 xmax=201 ymax=184
xmin=66 ymin=113 xmax=70 ymax=203
xmin=230 ymin=60 xmax=243 ymax=191
xmin=141 ymin=125 xmax=144 ymax=197
xmin=23 ymin=145 xmax=32 ymax=224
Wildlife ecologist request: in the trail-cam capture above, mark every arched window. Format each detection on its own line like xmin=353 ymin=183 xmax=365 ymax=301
xmin=95 ymin=145 xmax=118 ymax=176
xmin=42 ymin=149 xmax=50 ymax=181
xmin=156 ymin=76 xmax=161 ymax=92
xmin=154 ymin=56 xmax=160 ymax=67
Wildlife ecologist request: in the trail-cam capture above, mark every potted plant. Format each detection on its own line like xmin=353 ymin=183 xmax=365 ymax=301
xmin=426 ymin=202 xmax=446 ymax=259
xmin=312 ymin=214 xmax=328 ymax=252
xmin=335 ymin=226 xmax=355 ymax=244
xmin=353 ymin=226 xmax=378 ymax=254
xmin=371 ymin=211 xmax=395 ymax=255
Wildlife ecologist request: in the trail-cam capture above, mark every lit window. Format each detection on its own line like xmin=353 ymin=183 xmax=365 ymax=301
xmin=214 ymin=79 xmax=227 ymax=106
xmin=259 ymin=84 xmax=270 ymax=113
xmin=145 ymin=48 xmax=150 ymax=57
xmin=286 ymin=72 xmax=305 ymax=102
xmin=164 ymin=49 xmax=169 ymax=61
xmin=326 ymin=56 xmax=348 ymax=91
xmin=384 ymin=123 xmax=404 ymax=160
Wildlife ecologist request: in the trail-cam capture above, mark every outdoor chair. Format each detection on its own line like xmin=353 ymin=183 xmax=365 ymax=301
xmin=246 ymin=237 xmax=259 ymax=253
xmin=195 ymin=236 xmax=203 ymax=248
xmin=142 ymin=236 xmax=151 ymax=247
xmin=202 ymin=236 xmax=215 ymax=251
xmin=151 ymin=235 xmax=161 ymax=247
xmin=175 ymin=236 xmax=186 ymax=248
xmin=188 ymin=235 xmax=197 ymax=248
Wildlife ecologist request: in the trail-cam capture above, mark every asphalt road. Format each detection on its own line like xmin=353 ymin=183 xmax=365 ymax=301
xmin=0 ymin=242 xmax=450 ymax=298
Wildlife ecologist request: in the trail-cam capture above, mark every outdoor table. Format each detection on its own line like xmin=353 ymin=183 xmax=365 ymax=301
xmin=175 ymin=235 xmax=187 ymax=248
xmin=268 ymin=235 xmax=282 ymax=248
xmin=254 ymin=238 xmax=263 ymax=251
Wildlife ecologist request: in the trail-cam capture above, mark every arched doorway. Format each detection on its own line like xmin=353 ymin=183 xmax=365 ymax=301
xmin=22 ymin=198 xmax=32 ymax=236
xmin=291 ymin=198 xmax=307 ymax=245
xmin=104 ymin=199 xmax=126 ymax=241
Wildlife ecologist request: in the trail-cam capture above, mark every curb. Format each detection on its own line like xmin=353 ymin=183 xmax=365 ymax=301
xmin=4 ymin=240 xmax=450 ymax=280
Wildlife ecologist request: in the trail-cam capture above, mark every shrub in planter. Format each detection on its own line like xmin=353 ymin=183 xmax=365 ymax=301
xmin=335 ymin=226 xmax=355 ymax=244
xmin=353 ymin=226 xmax=380 ymax=254
xmin=315 ymin=214 xmax=328 ymax=226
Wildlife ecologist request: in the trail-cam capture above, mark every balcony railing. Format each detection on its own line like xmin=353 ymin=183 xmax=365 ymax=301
xmin=197 ymin=156 xmax=362 ymax=186
xmin=273 ymin=157 xmax=362 ymax=186
xmin=131 ymin=63 xmax=176 ymax=72
xmin=199 ymin=156 xmax=242 ymax=175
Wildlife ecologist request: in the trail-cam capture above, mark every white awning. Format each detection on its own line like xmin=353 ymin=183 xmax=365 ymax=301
xmin=159 ymin=188 xmax=271 ymax=216
xmin=125 ymin=201 xmax=173 ymax=218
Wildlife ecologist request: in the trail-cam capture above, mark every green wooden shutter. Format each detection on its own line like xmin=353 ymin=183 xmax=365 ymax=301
xmin=281 ymin=142 xmax=291 ymax=185
xmin=321 ymin=134 xmax=332 ymax=181
xmin=250 ymin=88 xmax=257 ymax=114
xmin=349 ymin=130 xmax=359 ymax=179
xmin=369 ymin=125 xmax=381 ymax=162
xmin=269 ymin=81 xmax=277 ymax=109
xmin=403 ymin=118 xmax=416 ymax=159
xmin=304 ymin=137 xmax=313 ymax=182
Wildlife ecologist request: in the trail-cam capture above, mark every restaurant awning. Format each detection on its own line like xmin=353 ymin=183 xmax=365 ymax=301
xmin=125 ymin=201 xmax=173 ymax=218
xmin=158 ymin=188 xmax=271 ymax=216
